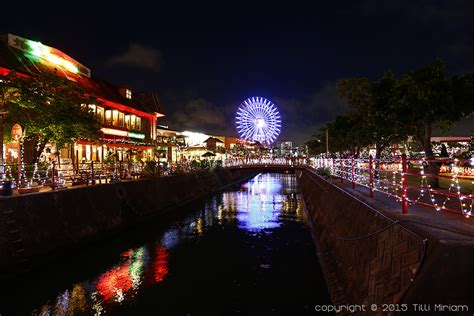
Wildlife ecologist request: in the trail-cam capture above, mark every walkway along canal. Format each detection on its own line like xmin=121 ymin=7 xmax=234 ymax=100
xmin=0 ymin=172 xmax=331 ymax=315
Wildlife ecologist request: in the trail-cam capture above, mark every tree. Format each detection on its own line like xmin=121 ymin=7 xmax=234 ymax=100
xmin=306 ymin=115 xmax=369 ymax=157
xmin=0 ymin=71 xmax=23 ymax=167
xmin=396 ymin=59 xmax=474 ymax=186
xmin=0 ymin=70 xmax=101 ymax=164
xmin=337 ymin=72 xmax=408 ymax=159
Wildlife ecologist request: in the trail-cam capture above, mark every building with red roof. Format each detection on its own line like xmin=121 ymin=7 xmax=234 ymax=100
xmin=0 ymin=34 xmax=165 ymax=164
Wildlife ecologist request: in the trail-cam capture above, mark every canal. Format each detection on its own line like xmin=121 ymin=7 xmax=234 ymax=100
xmin=1 ymin=172 xmax=331 ymax=315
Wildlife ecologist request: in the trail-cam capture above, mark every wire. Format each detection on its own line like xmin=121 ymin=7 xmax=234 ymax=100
xmin=337 ymin=219 xmax=474 ymax=241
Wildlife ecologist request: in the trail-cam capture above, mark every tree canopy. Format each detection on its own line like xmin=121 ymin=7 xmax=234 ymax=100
xmin=0 ymin=70 xmax=101 ymax=163
xmin=306 ymin=59 xmax=474 ymax=160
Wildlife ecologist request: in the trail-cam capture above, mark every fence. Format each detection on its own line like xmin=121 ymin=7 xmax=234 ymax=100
xmin=0 ymin=161 xmax=152 ymax=194
xmin=223 ymin=156 xmax=473 ymax=217
xmin=310 ymin=155 xmax=473 ymax=218
xmin=0 ymin=159 xmax=227 ymax=196
xmin=1 ymin=157 xmax=473 ymax=218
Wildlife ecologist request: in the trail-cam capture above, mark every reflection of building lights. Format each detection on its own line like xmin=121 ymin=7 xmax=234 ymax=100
xmin=154 ymin=245 xmax=169 ymax=282
xmin=196 ymin=218 xmax=203 ymax=236
xmin=233 ymin=174 xmax=284 ymax=231
xmin=161 ymin=229 xmax=180 ymax=249
xmin=96 ymin=264 xmax=132 ymax=302
xmin=129 ymin=247 xmax=146 ymax=289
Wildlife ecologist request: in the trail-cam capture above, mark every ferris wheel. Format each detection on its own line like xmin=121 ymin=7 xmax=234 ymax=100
xmin=235 ymin=97 xmax=281 ymax=145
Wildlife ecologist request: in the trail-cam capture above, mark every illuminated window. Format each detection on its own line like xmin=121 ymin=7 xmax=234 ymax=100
xmin=88 ymin=104 xmax=96 ymax=114
xmin=97 ymin=107 xmax=104 ymax=123
xmin=136 ymin=117 xmax=141 ymax=131
xmin=105 ymin=110 xmax=112 ymax=125
xmin=130 ymin=115 xmax=136 ymax=130
xmin=86 ymin=144 xmax=91 ymax=161
xmin=112 ymin=110 xmax=119 ymax=126
xmin=125 ymin=89 xmax=132 ymax=99
xmin=118 ymin=112 xmax=124 ymax=127
xmin=125 ymin=115 xmax=131 ymax=129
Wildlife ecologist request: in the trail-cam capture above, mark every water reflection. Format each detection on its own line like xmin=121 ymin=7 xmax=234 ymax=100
xmin=32 ymin=245 xmax=168 ymax=315
xmin=29 ymin=172 xmax=309 ymax=315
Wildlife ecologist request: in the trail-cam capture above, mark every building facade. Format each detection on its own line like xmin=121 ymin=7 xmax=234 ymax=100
xmin=0 ymin=34 xmax=165 ymax=165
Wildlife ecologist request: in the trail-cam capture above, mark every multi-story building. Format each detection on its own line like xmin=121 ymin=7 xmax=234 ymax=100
xmin=155 ymin=126 xmax=186 ymax=163
xmin=0 ymin=34 xmax=165 ymax=164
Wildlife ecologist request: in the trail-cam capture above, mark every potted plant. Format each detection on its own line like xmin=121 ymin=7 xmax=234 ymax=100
xmin=316 ymin=167 xmax=332 ymax=179
xmin=18 ymin=181 xmax=43 ymax=194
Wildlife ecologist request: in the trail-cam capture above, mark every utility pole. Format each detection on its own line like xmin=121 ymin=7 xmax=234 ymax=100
xmin=325 ymin=128 xmax=329 ymax=157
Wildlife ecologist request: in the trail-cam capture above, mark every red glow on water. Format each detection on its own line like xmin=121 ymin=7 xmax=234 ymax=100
xmin=121 ymin=249 xmax=133 ymax=258
xmin=154 ymin=246 xmax=169 ymax=282
xmin=96 ymin=264 xmax=132 ymax=301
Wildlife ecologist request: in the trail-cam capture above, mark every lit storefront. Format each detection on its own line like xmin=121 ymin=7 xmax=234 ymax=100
xmin=155 ymin=126 xmax=186 ymax=163
xmin=0 ymin=34 xmax=165 ymax=164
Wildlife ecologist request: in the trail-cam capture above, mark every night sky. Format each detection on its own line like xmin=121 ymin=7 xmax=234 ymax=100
xmin=2 ymin=1 xmax=474 ymax=145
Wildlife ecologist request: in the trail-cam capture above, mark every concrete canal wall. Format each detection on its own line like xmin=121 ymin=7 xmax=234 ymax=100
xmin=297 ymin=168 xmax=474 ymax=313
xmin=0 ymin=169 xmax=257 ymax=276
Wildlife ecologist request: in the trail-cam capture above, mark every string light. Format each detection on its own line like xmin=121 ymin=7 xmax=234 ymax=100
xmin=313 ymin=156 xmax=472 ymax=217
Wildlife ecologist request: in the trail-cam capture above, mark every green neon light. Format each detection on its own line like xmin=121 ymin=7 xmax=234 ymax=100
xmin=25 ymin=40 xmax=79 ymax=74
xmin=128 ymin=132 xmax=145 ymax=139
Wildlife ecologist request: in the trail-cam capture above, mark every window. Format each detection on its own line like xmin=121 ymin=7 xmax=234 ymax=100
xmin=105 ymin=110 xmax=112 ymax=125
xmin=112 ymin=110 xmax=119 ymax=126
xmin=97 ymin=107 xmax=104 ymax=123
xmin=118 ymin=112 xmax=124 ymax=127
xmin=125 ymin=115 xmax=131 ymax=129
xmin=88 ymin=104 xmax=96 ymax=114
xmin=130 ymin=115 xmax=136 ymax=130
xmin=125 ymin=89 xmax=132 ymax=99
xmin=135 ymin=117 xmax=141 ymax=131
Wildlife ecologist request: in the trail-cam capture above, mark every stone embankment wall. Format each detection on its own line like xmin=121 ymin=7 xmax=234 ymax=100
xmin=296 ymin=169 xmax=425 ymax=309
xmin=298 ymin=168 xmax=474 ymax=314
xmin=0 ymin=169 xmax=257 ymax=275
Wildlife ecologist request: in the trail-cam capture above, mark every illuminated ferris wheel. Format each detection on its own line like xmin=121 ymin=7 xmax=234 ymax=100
xmin=235 ymin=97 xmax=281 ymax=145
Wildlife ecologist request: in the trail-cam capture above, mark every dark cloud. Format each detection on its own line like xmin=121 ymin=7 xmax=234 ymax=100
xmin=107 ymin=44 xmax=163 ymax=72
xmin=275 ymin=81 xmax=348 ymax=145
xmin=360 ymin=0 xmax=474 ymax=72
xmin=170 ymin=98 xmax=234 ymax=135
xmin=163 ymin=82 xmax=348 ymax=146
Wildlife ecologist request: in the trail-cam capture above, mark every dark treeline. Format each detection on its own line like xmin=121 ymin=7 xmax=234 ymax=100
xmin=306 ymin=59 xmax=474 ymax=160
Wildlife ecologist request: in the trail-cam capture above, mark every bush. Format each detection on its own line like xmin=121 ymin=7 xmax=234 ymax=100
xmin=316 ymin=167 xmax=332 ymax=177
xmin=142 ymin=161 xmax=162 ymax=177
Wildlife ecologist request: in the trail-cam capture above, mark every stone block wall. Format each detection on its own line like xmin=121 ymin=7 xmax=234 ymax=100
xmin=297 ymin=170 xmax=425 ymax=311
xmin=0 ymin=169 xmax=256 ymax=276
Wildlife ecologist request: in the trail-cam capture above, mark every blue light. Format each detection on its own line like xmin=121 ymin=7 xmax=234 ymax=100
xmin=233 ymin=174 xmax=284 ymax=231
xmin=235 ymin=96 xmax=281 ymax=145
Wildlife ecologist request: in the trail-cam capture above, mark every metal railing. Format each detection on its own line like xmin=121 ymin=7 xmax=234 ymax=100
xmin=1 ymin=157 xmax=473 ymax=218
xmin=223 ymin=156 xmax=474 ymax=217
xmin=0 ymin=161 xmax=157 ymax=195
xmin=308 ymin=156 xmax=474 ymax=217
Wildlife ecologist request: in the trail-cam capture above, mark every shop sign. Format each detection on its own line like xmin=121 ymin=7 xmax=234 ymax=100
xmin=11 ymin=124 xmax=22 ymax=140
